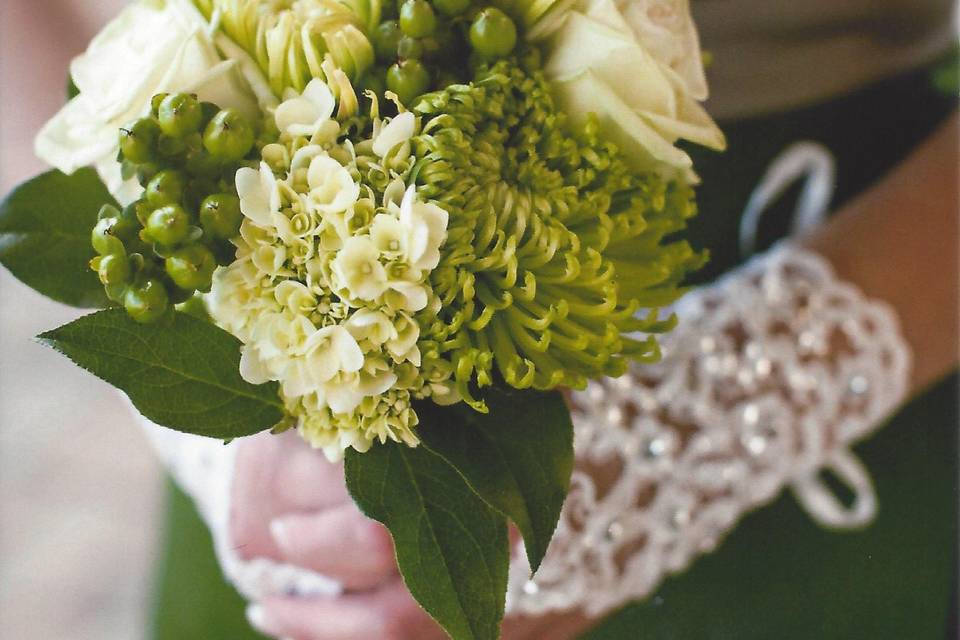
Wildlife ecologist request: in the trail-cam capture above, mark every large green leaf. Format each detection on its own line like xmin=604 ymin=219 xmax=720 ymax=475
xmin=37 ymin=309 xmax=283 ymax=438
xmin=0 ymin=169 xmax=114 ymax=308
xmin=345 ymin=441 xmax=509 ymax=640
xmin=416 ymin=387 xmax=574 ymax=572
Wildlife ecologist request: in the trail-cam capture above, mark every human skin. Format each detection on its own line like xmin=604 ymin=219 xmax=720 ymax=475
xmin=235 ymin=115 xmax=959 ymax=639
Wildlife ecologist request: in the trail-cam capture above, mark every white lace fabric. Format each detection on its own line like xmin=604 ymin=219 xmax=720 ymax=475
xmin=505 ymin=242 xmax=911 ymax=617
xmin=141 ymin=242 xmax=911 ymax=620
xmin=141 ymin=419 xmax=340 ymax=601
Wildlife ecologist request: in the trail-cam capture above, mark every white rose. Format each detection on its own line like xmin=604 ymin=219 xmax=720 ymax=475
xmin=537 ymin=0 xmax=725 ymax=178
xmin=34 ymin=0 xmax=265 ymax=204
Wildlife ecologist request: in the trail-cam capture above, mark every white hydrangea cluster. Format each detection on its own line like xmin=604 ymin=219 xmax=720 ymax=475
xmin=209 ymin=79 xmax=457 ymax=460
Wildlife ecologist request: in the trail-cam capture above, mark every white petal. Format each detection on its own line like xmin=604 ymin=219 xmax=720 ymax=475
xmin=331 ymin=327 xmax=365 ymax=373
xmin=302 ymin=79 xmax=336 ymax=121
xmin=235 ymin=166 xmax=273 ymax=226
xmin=325 ymin=381 xmax=364 ymax=414
xmin=372 ymin=111 xmax=416 ymax=157
xmin=239 ymin=347 xmax=272 ymax=384
xmin=275 ymin=96 xmax=323 ymax=135
xmin=390 ymin=281 xmax=429 ymax=312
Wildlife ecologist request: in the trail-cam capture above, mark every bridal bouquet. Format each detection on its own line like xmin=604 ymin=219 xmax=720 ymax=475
xmin=1 ymin=0 xmax=722 ymax=637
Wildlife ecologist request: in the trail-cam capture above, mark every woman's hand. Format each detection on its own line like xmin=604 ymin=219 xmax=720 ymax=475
xmin=231 ymin=431 xmax=592 ymax=640
xmin=230 ymin=430 xmax=397 ymax=592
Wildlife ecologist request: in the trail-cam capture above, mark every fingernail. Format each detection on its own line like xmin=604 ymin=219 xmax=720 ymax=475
xmin=270 ymin=517 xmax=291 ymax=548
xmin=245 ymin=604 xmax=268 ymax=633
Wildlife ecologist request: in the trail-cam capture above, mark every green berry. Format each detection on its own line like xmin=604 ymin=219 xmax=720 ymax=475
xmin=203 ymin=109 xmax=255 ymax=163
xmin=165 ymin=244 xmax=217 ymax=291
xmin=167 ymin=285 xmax=196 ymax=305
xmin=434 ymin=0 xmax=469 ymax=16
xmin=199 ymin=193 xmax=243 ymax=240
xmin=113 ymin=202 xmax=143 ymax=245
xmin=97 ymin=253 xmax=131 ymax=286
xmin=146 ymin=170 xmax=186 ymax=206
xmin=157 ymin=93 xmax=203 ymax=137
xmin=119 ymin=118 xmax=160 ymax=164
xmin=397 ymin=35 xmax=423 ymax=59
xmin=91 ymin=217 xmax=125 ymax=256
xmin=198 ymin=102 xmax=220 ymax=128
xmin=176 ymin=295 xmax=211 ymax=321
xmin=360 ymin=71 xmax=387 ymax=98
xmin=184 ymin=148 xmax=221 ymax=179
xmin=374 ymin=20 xmax=402 ymax=62
xmin=124 ymin=278 xmax=169 ymax=323
xmin=151 ymin=93 xmax=170 ymax=116
xmin=386 ymin=59 xmax=430 ymax=106
xmin=157 ymin=133 xmax=188 ymax=159
xmin=146 ymin=204 xmax=191 ymax=246
xmin=136 ymin=162 xmax=160 ymax=187
xmin=399 ymin=0 xmax=436 ymax=38
xmin=133 ymin=199 xmax=154 ymax=226
xmin=469 ymin=8 xmax=517 ymax=58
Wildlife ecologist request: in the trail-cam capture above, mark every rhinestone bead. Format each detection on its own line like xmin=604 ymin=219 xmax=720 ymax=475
xmin=606 ymin=406 xmax=624 ymax=425
xmin=605 ymin=520 xmax=624 ymax=541
xmin=643 ymin=436 xmax=668 ymax=460
xmin=848 ymin=374 xmax=870 ymax=396
xmin=699 ymin=336 xmax=716 ymax=353
xmin=670 ymin=507 xmax=691 ymax=529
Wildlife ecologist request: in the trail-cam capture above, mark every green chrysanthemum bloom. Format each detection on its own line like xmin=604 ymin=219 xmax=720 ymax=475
xmin=411 ymin=59 xmax=706 ymax=408
xmin=193 ymin=0 xmax=377 ymax=95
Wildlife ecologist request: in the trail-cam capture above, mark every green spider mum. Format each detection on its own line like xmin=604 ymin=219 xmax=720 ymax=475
xmin=411 ymin=58 xmax=706 ymax=408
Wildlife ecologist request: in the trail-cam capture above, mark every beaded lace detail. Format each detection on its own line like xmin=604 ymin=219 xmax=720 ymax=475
xmin=141 ymin=242 xmax=910 ymax=617
xmin=505 ymin=242 xmax=911 ymax=617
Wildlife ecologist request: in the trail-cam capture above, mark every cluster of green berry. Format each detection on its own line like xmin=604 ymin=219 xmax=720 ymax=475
xmin=91 ymin=93 xmax=259 ymax=323
xmin=364 ymin=0 xmax=519 ymax=105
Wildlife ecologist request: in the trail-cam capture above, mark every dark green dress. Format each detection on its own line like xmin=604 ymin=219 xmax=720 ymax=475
xmin=151 ymin=61 xmax=958 ymax=640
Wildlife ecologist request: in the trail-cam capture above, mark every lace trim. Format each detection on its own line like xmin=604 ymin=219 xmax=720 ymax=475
xmin=140 ymin=242 xmax=910 ymax=618
xmin=139 ymin=412 xmax=340 ymax=600
xmin=505 ymin=242 xmax=911 ymax=617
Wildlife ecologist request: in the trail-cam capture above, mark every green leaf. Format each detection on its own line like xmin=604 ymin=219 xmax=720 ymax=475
xmin=345 ymin=441 xmax=508 ymax=640
xmin=416 ymin=387 xmax=574 ymax=572
xmin=37 ymin=309 xmax=284 ymax=438
xmin=0 ymin=169 xmax=113 ymax=308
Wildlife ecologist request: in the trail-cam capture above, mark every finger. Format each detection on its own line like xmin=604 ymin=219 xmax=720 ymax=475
xmin=270 ymin=505 xmax=398 ymax=590
xmin=247 ymin=580 xmax=445 ymax=640
xmin=272 ymin=433 xmax=350 ymax=511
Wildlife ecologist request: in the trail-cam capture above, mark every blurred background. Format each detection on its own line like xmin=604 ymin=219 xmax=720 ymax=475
xmin=1 ymin=2 xmax=162 ymax=638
